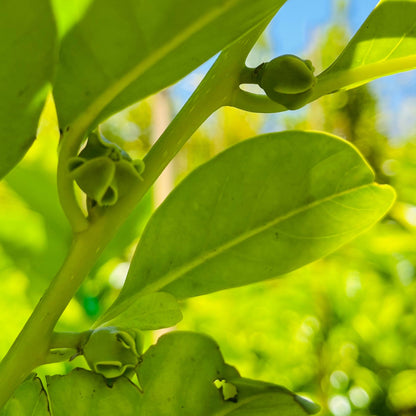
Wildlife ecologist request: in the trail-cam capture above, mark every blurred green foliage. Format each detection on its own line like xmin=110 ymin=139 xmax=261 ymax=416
xmin=0 ymin=12 xmax=415 ymax=416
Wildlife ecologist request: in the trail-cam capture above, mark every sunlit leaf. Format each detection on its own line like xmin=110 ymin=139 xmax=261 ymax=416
xmin=316 ymin=0 xmax=416 ymax=94
xmin=47 ymin=368 xmax=141 ymax=416
xmin=0 ymin=0 xmax=56 ymax=178
xmin=53 ymin=0 xmax=288 ymax=131
xmin=107 ymin=131 xmax=395 ymax=312
xmin=0 ymin=375 xmax=49 ymax=416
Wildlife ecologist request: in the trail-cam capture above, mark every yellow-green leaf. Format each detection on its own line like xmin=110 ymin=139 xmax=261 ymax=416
xmin=316 ymin=0 xmax=416 ymax=94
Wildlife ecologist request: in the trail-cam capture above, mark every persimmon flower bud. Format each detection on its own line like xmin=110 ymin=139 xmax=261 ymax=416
xmin=82 ymin=327 xmax=142 ymax=379
xmin=68 ymin=132 xmax=145 ymax=207
xmin=256 ymin=54 xmax=316 ymax=110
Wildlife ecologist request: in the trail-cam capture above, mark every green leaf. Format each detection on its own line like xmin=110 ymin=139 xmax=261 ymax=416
xmin=53 ymin=0 xmax=287 ymax=131
xmin=316 ymin=0 xmax=416 ymax=93
xmin=97 ymin=292 xmax=182 ymax=330
xmin=215 ymin=378 xmax=320 ymax=415
xmin=108 ymin=131 xmax=394 ymax=308
xmin=0 ymin=374 xmax=50 ymax=416
xmin=0 ymin=0 xmax=56 ymax=179
xmin=47 ymin=368 xmax=142 ymax=416
xmin=136 ymin=331 xmax=229 ymax=415
xmin=136 ymin=331 xmax=319 ymax=415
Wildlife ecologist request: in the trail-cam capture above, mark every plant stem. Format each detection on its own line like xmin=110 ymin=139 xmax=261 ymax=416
xmin=0 ymin=18 xmax=271 ymax=408
xmin=231 ymin=89 xmax=287 ymax=113
xmin=0 ymin=225 xmax=109 ymax=408
xmin=50 ymin=331 xmax=92 ymax=350
xmin=45 ymin=350 xmax=77 ymax=365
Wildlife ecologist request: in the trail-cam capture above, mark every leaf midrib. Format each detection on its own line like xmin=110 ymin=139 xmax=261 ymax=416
xmin=315 ymin=54 xmax=416 ymax=97
xmin=138 ymin=182 xmax=379 ymax=295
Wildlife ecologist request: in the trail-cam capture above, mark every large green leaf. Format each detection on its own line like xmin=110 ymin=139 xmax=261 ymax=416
xmin=105 ymin=131 xmax=394 ymax=315
xmin=316 ymin=0 xmax=416 ymax=93
xmin=53 ymin=0 xmax=287 ymax=131
xmin=136 ymin=331 xmax=318 ymax=415
xmin=0 ymin=0 xmax=56 ymax=179
xmin=0 ymin=375 xmax=49 ymax=416
xmin=136 ymin=331 xmax=229 ymax=415
xmin=46 ymin=369 xmax=141 ymax=416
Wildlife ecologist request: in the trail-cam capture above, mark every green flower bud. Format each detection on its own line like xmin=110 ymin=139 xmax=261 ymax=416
xmin=82 ymin=327 xmax=142 ymax=379
xmin=256 ymin=54 xmax=316 ymax=110
xmin=68 ymin=132 xmax=144 ymax=207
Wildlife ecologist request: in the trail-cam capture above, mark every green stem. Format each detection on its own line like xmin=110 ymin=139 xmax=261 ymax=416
xmin=231 ymin=89 xmax=287 ymax=113
xmin=45 ymin=331 xmax=92 ymax=365
xmin=45 ymin=349 xmax=77 ymax=365
xmin=50 ymin=331 xmax=92 ymax=350
xmin=0 ymin=19 xmax=271 ymax=408
xmin=239 ymin=66 xmax=260 ymax=84
xmin=0 ymin=226 xmax=110 ymax=408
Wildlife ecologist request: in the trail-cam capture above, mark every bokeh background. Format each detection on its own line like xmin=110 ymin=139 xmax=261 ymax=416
xmin=1 ymin=0 xmax=416 ymax=414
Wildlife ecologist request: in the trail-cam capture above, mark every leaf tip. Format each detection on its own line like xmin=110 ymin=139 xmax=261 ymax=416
xmin=294 ymin=394 xmax=321 ymax=414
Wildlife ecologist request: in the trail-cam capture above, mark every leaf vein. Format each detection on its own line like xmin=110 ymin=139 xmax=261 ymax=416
xmin=383 ymin=20 xmax=416 ymax=61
